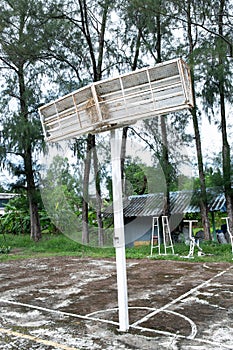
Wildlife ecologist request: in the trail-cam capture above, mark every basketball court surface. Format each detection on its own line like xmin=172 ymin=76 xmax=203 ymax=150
xmin=0 ymin=256 xmax=232 ymax=349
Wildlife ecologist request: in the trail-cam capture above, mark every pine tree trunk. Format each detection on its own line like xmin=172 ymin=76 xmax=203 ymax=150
xmin=160 ymin=116 xmax=170 ymax=217
xmin=82 ymin=133 xmax=92 ymax=244
xmin=78 ymin=1 xmax=109 ymax=246
xmin=25 ymin=151 xmax=42 ymax=241
xmin=187 ymin=0 xmax=211 ymax=240
xmin=18 ymin=64 xmax=42 ymax=242
xmin=28 ymin=194 xmax=41 ymax=241
xmin=156 ymin=4 xmax=170 ymax=218
xmin=92 ymin=135 xmax=104 ymax=246
xmin=191 ymin=99 xmax=211 ymax=240
xmin=120 ymin=127 xmax=128 ymax=192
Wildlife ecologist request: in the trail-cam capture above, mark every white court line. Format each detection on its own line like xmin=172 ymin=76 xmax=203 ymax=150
xmin=203 ymin=263 xmax=213 ymax=270
xmin=89 ymin=307 xmax=231 ymax=350
xmin=131 ymin=265 xmax=233 ymax=327
xmin=133 ymin=324 xmax=233 ymax=349
xmin=165 ymin=310 xmax=197 ymax=339
xmin=87 ymin=306 xmax=197 ymax=339
xmin=0 ymin=302 xmax=229 ymax=349
xmin=0 ymin=299 xmax=118 ymax=326
xmin=0 ymin=265 xmax=232 ymax=349
xmin=0 ymin=298 xmax=232 ymax=349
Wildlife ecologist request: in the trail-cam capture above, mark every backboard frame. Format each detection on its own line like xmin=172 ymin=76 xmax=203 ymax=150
xmin=39 ymin=58 xmax=193 ymax=142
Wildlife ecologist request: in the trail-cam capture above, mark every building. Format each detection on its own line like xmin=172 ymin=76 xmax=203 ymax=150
xmin=104 ymin=190 xmax=226 ymax=246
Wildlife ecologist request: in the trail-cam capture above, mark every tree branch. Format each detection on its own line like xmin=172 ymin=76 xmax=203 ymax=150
xmin=153 ymin=7 xmax=233 ymax=57
xmin=0 ymin=56 xmax=18 ymax=73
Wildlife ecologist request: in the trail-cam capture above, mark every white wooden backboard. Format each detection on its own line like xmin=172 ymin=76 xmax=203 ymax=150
xmin=39 ymin=58 xmax=193 ymax=142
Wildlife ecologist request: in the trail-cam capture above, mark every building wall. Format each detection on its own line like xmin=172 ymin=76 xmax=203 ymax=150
xmin=124 ymin=214 xmax=185 ymax=247
xmin=124 ymin=216 xmax=153 ymax=247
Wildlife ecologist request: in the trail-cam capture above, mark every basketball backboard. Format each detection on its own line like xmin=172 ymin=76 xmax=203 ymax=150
xmin=39 ymin=58 xmax=193 ymax=142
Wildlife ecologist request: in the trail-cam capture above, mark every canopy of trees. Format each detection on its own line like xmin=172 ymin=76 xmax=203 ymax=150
xmin=0 ymin=0 xmax=232 ymax=243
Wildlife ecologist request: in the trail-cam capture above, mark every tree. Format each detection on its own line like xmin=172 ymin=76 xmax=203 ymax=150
xmin=166 ymin=0 xmax=212 ymax=239
xmin=200 ymin=0 xmax=233 ymax=237
xmin=0 ymin=0 xmax=52 ymax=240
xmin=187 ymin=0 xmax=211 ymax=240
xmin=215 ymin=0 xmax=233 ymax=238
xmin=0 ymin=0 xmax=231 ymax=244
xmin=49 ymin=0 xmax=116 ymax=245
xmin=117 ymin=0 xmax=175 ymax=217
xmin=154 ymin=0 xmax=171 ymax=216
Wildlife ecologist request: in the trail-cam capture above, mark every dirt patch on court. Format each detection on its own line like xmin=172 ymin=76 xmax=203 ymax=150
xmin=0 ymin=256 xmax=232 ymax=349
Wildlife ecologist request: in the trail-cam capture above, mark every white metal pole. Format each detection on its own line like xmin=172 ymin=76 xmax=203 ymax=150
xmin=110 ymin=128 xmax=129 ymax=332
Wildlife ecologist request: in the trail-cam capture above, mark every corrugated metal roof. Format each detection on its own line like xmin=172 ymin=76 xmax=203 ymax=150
xmin=104 ymin=190 xmax=226 ymax=217
xmin=124 ymin=191 xmax=195 ymax=217
xmin=208 ymin=192 xmax=226 ymax=212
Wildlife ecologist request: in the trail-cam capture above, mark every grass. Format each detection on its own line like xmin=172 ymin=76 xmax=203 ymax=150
xmin=0 ymin=233 xmax=115 ymax=261
xmin=0 ymin=233 xmax=232 ymax=263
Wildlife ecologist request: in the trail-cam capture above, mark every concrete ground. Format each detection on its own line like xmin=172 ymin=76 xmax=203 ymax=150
xmin=0 ymin=256 xmax=232 ymax=349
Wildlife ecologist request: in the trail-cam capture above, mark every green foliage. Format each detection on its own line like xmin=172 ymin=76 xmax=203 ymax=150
xmin=0 ymin=201 xmax=30 ymax=235
xmin=0 ymin=246 xmax=11 ymax=254
xmin=41 ymin=155 xmax=82 ymax=209
xmin=0 ymin=232 xmax=11 ymax=254
xmin=205 ymin=167 xmax=224 ymax=188
xmin=123 ymin=156 xmax=189 ymax=196
xmin=0 ymin=0 xmax=232 ymax=244
xmin=0 ymin=0 xmax=49 ymax=164
xmin=193 ymin=167 xmax=224 ymax=190
xmin=0 ymin=193 xmax=60 ymax=235
xmin=189 ymin=167 xmax=225 ymax=211
xmin=124 ymin=161 xmax=148 ymax=195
